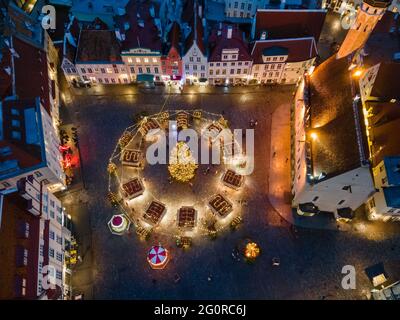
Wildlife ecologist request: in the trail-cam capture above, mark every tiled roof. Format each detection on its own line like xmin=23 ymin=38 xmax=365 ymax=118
xmin=183 ymin=0 xmax=205 ymax=55
xmin=370 ymin=62 xmax=400 ymax=101
xmin=115 ymin=0 xmax=162 ymax=53
xmin=251 ymin=37 xmax=317 ymax=64
xmin=13 ymin=37 xmax=51 ymax=114
xmin=368 ymin=101 xmax=400 ymax=166
xmin=76 ymin=30 xmax=122 ymax=63
xmin=363 ymin=12 xmax=400 ymax=67
xmin=308 ymin=55 xmax=364 ymax=178
xmin=254 ymin=9 xmax=326 ymax=41
xmin=209 ymin=24 xmax=251 ymax=62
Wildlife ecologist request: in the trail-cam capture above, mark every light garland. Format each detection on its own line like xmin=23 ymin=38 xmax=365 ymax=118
xmin=107 ymin=110 xmax=251 ymax=239
xmin=168 ymin=142 xmax=198 ymax=182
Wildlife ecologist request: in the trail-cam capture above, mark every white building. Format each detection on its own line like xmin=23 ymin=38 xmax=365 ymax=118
xmin=250 ymin=37 xmax=317 ymax=84
xmin=182 ymin=0 xmax=208 ymax=84
xmin=17 ymin=175 xmax=72 ymax=298
xmin=75 ymin=28 xmax=128 ymax=84
xmin=0 ymin=98 xmax=66 ymax=193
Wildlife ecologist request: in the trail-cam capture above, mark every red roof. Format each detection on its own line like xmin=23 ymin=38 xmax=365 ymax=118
xmin=251 ymin=37 xmax=317 ymax=64
xmin=13 ymin=37 xmax=51 ymax=114
xmin=115 ymin=0 xmax=162 ymax=52
xmin=254 ymin=9 xmax=327 ymax=41
xmin=168 ymin=22 xmax=181 ymax=52
xmin=209 ymin=24 xmax=251 ymax=62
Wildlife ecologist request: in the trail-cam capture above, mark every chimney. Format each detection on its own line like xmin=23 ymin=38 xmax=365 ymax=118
xmin=227 ymin=26 xmax=233 ymax=39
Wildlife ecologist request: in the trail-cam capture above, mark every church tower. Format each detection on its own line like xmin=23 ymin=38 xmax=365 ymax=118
xmin=336 ymin=0 xmax=391 ymax=59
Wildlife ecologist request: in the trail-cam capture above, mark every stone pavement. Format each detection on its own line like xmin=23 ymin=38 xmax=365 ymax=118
xmin=268 ymin=101 xmax=293 ymax=224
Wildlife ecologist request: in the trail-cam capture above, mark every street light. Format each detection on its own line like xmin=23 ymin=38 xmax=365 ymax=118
xmin=352 ymin=69 xmax=363 ymax=78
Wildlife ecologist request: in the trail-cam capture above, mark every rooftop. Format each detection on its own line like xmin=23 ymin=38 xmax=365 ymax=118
xmin=76 ymin=30 xmax=122 ymax=63
xmin=363 ymin=11 xmax=400 ymax=67
xmin=208 ymin=24 xmax=251 ymax=62
xmin=253 ymin=9 xmax=327 ymax=41
xmin=369 ymin=62 xmax=400 ymax=101
xmin=308 ymin=55 xmax=365 ymax=179
xmin=13 ymin=37 xmax=51 ymax=114
xmin=0 ymin=98 xmax=44 ymax=179
xmin=383 ymin=186 xmax=400 ymax=208
xmin=384 ymin=156 xmax=400 ymax=186
xmin=368 ymin=101 xmax=400 ymax=166
xmin=115 ymin=0 xmax=161 ymax=53
xmin=252 ymin=37 xmax=317 ymax=64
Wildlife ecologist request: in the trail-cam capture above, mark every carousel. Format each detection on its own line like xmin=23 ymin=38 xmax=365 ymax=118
xmin=106 ymin=110 xmax=253 ymax=242
xmin=147 ymin=245 xmax=170 ymax=269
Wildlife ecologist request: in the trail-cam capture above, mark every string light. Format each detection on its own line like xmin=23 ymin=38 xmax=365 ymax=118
xmin=106 ymin=110 xmax=251 ymax=238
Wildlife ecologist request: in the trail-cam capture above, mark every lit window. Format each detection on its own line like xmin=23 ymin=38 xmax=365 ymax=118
xmin=127 ymin=58 xmax=132 ymax=63
xmin=136 ymin=58 xmax=141 ymax=63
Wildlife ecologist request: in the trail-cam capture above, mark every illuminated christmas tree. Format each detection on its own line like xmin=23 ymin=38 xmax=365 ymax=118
xmin=168 ymin=142 xmax=198 ymax=182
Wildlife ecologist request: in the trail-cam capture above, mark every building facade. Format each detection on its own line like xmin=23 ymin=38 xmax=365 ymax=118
xmin=115 ymin=0 xmax=163 ymax=84
xmin=161 ymin=22 xmax=183 ymax=84
xmin=251 ymin=37 xmax=317 ymax=84
xmin=182 ymin=0 xmax=208 ymax=85
xmin=225 ymin=0 xmax=267 ymax=18
xmin=208 ymin=24 xmax=252 ymax=85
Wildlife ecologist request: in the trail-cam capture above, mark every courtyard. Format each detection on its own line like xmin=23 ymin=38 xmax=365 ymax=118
xmin=59 ymin=84 xmax=400 ymax=300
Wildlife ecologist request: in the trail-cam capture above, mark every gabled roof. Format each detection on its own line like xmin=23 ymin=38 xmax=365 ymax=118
xmin=370 ymin=62 xmax=400 ymax=101
xmin=308 ymin=55 xmax=366 ymax=178
xmin=183 ymin=0 xmax=205 ymax=55
xmin=251 ymin=37 xmax=317 ymax=64
xmin=76 ymin=30 xmax=122 ymax=63
xmin=13 ymin=37 xmax=51 ymax=114
xmin=208 ymin=24 xmax=251 ymax=62
xmin=115 ymin=0 xmax=162 ymax=53
xmin=253 ymin=9 xmax=326 ymax=41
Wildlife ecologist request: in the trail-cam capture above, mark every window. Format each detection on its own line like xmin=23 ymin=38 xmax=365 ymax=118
xmin=154 ymin=67 xmax=159 ymax=74
xmin=185 ymin=64 xmax=189 ymax=70
xmin=98 ymin=78 xmax=103 ymax=83
xmin=2 ymin=181 xmax=11 ymax=187
xmin=50 ymin=230 xmax=55 ymax=240
xmin=209 ymin=70 xmax=213 ymax=75
xmin=56 ymin=270 xmax=63 ymax=280
xmin=50 ymin=210 xmax=55 ymax=219
xmin=144 ymin=58 xmax=149 ymax=63
xmin=379 ymin=165 xmax=384 ymax=172
xmin=248 ymin=3 xmax=251 ymax=10
xmin=146 ymin=67 xmax=151 ymax=73
xmin=230 ymin=69 xmax=234 ymax=74
xmin=12 ymin=119 xmax=20 ymax=127
xmin=237 ymin=69 xmax=241 ymax=74
xmin=11 ymin=108 xmax=20 ymax=116
xmin=111 ymin=78 xmax=116 ymax=83
xmin=56 ymin=252 xmax=63 ymax=262
xmin=136 ymin=58 xmax=141 ymax=63
xmin=87 ymin=68 xmax=93 ymax=73
xmin=80 ymin=68 xmax=86 ymax=73
xmin=201 ymin=65 xmax=205 ymax=70
xmin=56 ymin=235 xmax=63 ymax=245
xmin=12 ymin=131 xmax=21 ymax=140
xmin=23 ymin=249 xmax=28 ymax=266
xmin=338 ymin=200 xmax=345 ymax=205
xmin=130 ymin=67 xmax=135 ymax=73
xmin=49 ymin=248 xmax=54 ymax=258
xmin=382 ymin=177 xmax=387 ymax=184
xmin=241 ymin=2 xmax=244 ymax=9
xmin=105 ymin=78 xmax=109 ymax=83
xmin=138 ymin=67 xmax=143 ymax=73
xmin=193 ymin=65 xmax=197 ymax=70
xmin=197 ymin=57 xmax=201 ymax=62
xmin=234 ymin=2 xmax=238 ymax=8
xmin=152 ymin=58 xmax=157 ymax=63
xmin=101 ymin=68 xmax=105 ymax=73
xmin=40 ymin=245 xmax=44 ymax=256
xmin=190 ymin=57 xmax=194 ymax=62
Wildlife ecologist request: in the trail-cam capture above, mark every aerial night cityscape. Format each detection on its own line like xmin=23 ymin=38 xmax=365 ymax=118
xmin=0 ymin=0 xmax=400 ymax=310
